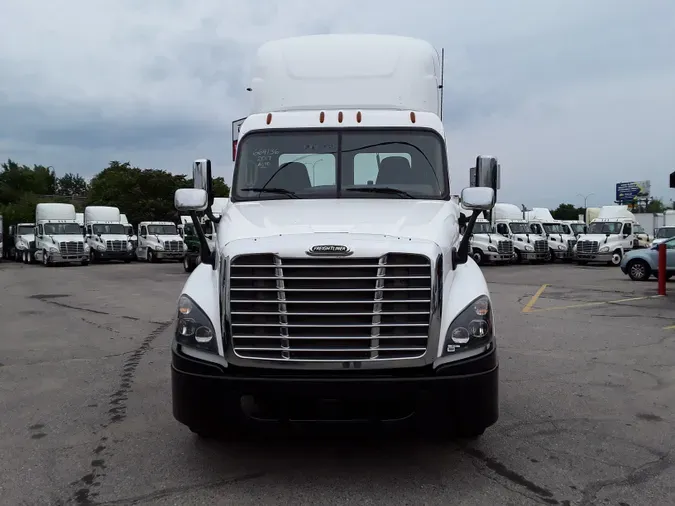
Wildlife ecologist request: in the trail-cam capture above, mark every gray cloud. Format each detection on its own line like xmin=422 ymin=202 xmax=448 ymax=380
xmin=0 ymin=0 xmax=673 ymax=207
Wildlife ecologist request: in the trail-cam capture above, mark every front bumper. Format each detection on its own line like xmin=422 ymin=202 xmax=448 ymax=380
xmin=520 ymin=250 xmax=548 ymax=261
xmin=48 ymin=251 xmax=87 ymax=264
xmin=171 ymin=344 xmax=499 ymax=429
xmin=96 ymin=250 xmax=133 ymax=260
xmin=157 ymin=251 xmax=185 ymax=260
xmin=485 ymin=252 xmax=513 ymax=263
xmin=575 ymin=252 xmax=612 ymax=262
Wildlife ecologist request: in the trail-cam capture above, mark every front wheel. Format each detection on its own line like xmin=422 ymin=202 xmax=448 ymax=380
xmin=548 ymin=248 xmax=555 ymax=263
xmin=610 ymin=250 xmax=623 ymax=266
xmin=513 ymin=250 xmax=522 ymax=264
xmin=42 ymin=250 xmax=50 ymax=267
xmin=183 ymin=256 xmax=195 ymax=273
xmin=147 ymin=249 xmax=155 ymax=263
xmin=627 ymin=259 xmax=650 ymax=281
xmin=472 ymin=249 xmax=484 ymax=265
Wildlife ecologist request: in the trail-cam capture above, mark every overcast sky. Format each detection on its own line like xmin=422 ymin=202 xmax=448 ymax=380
xmin=1 ymin=0 xmax=674 ymax=208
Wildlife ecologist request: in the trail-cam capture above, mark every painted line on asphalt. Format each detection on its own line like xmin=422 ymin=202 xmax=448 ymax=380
xmin=526 ymin=295 xmax=665 ymax=314
xmin=521 ymin=284 xmax=549 ymax=313
xmin=664 ymin=324 xmax=675 ymax=330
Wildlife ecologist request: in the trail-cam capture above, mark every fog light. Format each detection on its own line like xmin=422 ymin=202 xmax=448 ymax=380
xmin=469 ymin=319 xmax=489 ymax=338
xmin=451 ymin=327 xmax=470 ymax=344
xmin=195 ymin=326 xmax=214 ymax=343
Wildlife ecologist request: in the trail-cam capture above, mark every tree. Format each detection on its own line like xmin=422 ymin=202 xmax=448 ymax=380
xmin=645 ymin=198 xmax=666 ymax=213
xmin=57 ymin=173 xmax=89 ymax=197
xmin=185 ymin=176 xmax=230 ymax=197
xmin=551 ymin=203 xmax=584 ymax=221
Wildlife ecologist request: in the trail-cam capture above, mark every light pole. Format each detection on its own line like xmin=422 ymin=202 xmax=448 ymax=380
xmin=577 ymin=192 xmax=594 ymax=209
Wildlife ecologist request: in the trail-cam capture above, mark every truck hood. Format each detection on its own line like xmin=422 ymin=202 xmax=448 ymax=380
xmin=222 ymin=200 xmax=453 ymax=242
xmin=150 ymin=235 xmax=183 ymax=242
xmin=47 ymin=234 xmax=84 ymax=243
xmin=577 ymin=234 xmax=618 ymax=243
xmin=512 ymin=233 xmax=546 ymax=243
xmin=96 ymin=234 xmax=129 ymax=242
xmin=18 ymin=234 xmax=35 ymax=241
xmin=471 ymin=233 xmax=506 ymax=243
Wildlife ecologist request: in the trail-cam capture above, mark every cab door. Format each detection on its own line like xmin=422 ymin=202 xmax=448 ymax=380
xmin=137 ymin=225 xmax=149 ymax=259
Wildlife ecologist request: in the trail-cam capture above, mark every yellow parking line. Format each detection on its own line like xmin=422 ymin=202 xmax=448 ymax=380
xmin=526 ymin=295 xmax=664 ymax=314
xmin=522 ymin=284 xmax=549 ymax=313
xmin=664 ymin=324 xmax=675 ymax=330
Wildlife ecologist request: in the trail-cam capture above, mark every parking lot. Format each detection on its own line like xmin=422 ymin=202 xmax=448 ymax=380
xmin=1 ymin=260 xmax=673 ymax=506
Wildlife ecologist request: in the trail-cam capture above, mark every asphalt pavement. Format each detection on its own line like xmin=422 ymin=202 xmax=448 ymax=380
xmin=1 ymin=258 xmax=673 ymax=506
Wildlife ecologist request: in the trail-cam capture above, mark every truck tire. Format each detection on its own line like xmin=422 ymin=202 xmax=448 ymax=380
xmin=610 ymin=250 xmax=622 ymax=266
xmin=513 ymin=250 xmax=522 ymax=264
xmin=183 ymin=256 xmax=195 ymax=273
xmin=471 ymin=249 xmax=484 ymax=265
xmin=42 ymin=251 xmax=50 ymax=267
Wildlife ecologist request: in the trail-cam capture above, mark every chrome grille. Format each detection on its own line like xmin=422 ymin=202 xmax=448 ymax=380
xmin=164 ymin=240 xmax=182 ymax=252
xmin=105 ymin=240 xmax=125 ymax=252
xmin=228 ymin=253 xmax=432 ymax=362
xmin=59 ymin=241 xmax=84 ymax=258
xmin=497 ymin=240 xmax=513 ymax=254
xmin=534 ymin=240 xmax=548 ymax=253
xmin=577 ymin=240 xmax=599 ymax=254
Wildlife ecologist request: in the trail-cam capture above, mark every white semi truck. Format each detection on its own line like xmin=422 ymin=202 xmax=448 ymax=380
xmin=493 ymin=203 xmax=548 ymax=263
xmin=34 ymin=203 xmax=89 ymax=266
xmin=120 ymin=213 xmax=137 ymax=259
xmin=7 ymin=222 xmax=36 ymax=262
xmin=574 ymin=205 xmax=638 ymax=265
xmin=459 ymin=209 xmax=513 ymax=265
xmin=84 ymin=206 xmax=134 ymax=263
xmin=526 ymin=208 xmax=576 ymax=262
xmin=170 ymin=34 xmax=499 ymax=440
xmin=136 ymin=221 xmax=186 ymax=262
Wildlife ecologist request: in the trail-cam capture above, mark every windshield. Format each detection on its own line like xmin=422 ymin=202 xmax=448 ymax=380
xmin=529 ymin=223 xmax=543 ymax=234
xmin=44 ymin=223 xmax=81 ymax=235
xmin=17 ymin=225 xmax=34 ymax=235
xmin=473 ymin=222 xmax=492 ymax=234
xmin=542 ymin=223 xmax=564 ymax=234
xmin=634 ymin=224 xmax=646 ymax=235
xmin=124 ymin=225 xmax=133 ymax=235
xmin=570 ymin=223 xmax=586 ymax=234
xmin=509 ymin=223 xmax=530 ymax=234
xmin=588 ymin=221 xmax=622 ymax=234
xmin=148 ymin=224 xmax=177 ymax=235
xmin=92 ymin=223 xmax=126 ymax=235
xmin=232 ymin=129 xmax=448 ymax=201
xmin=656 ymin=227 xmax=675 ymax=239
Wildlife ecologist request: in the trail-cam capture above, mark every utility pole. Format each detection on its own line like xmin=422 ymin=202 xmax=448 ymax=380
xmin=577 ymin=192 xmax=594 ymax=209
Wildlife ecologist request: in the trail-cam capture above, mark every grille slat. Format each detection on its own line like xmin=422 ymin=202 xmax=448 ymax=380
xmin=577 ymin=240 xmax=599 ymax=254
xmin=105 ymin=240 xmax=126 ymax=252
xmin=229 ymin=253 xmax=432 ymax=363
xmin=164 ymin=240 xmax=183 ymax=252
xmin=497 ymin=240 xmax=513 ymax=254
xmin=59 ymin=241 xmax=84 ymax=258
xmin=534 ymin=240 xmax=548 ymax=253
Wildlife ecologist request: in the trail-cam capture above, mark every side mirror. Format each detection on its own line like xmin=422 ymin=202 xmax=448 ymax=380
xmin=193 ymin=159 xmax=214 ymax=206
xmin=175 ymin=188 xmax=208 ymax=212
xmin=475 ymin=156 xmax=500 ymax=190
xmin=461 ymin=187 xmax=495 ymax=211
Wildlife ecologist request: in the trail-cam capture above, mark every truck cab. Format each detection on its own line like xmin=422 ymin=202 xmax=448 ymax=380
xmin=120 ymin=213 xmax=137 ymax=259
xmin=137 ymin=221 xmax=186 ymax=262
xmin=459 ymin=211 xmax=513 ymax=265
xmin=169 ymin=34 xmax=499 ymax=441
xmin=84 ymin=206 xmax=133 ymax=263
xmin=493 ymin=219 xmax=548 ymax=263
xmin=528 ymin=220 xmax=576 ymax=262
xmin=34 ymin=203 xmax=89 ymax=266
xmin=180 ymin=215 xmax=216 ymax=272
xmin=9 ymin=222 xmax=36 ymax=263
xmin=575 ymin=217 xmax=636 ymax=265
xmin=561 ymin=220 xmax=587 ymax=238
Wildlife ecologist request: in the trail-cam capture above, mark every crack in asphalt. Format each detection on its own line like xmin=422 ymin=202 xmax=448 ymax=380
xmin=66 ymin=320 xmax=174 ymax=505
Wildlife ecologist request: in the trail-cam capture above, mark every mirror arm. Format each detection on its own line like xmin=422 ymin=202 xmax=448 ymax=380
xmin=452 ymin=210 xmax=482 ymax=269
xmin=189 ymin=211 xmax=213 ymax=266
xmin=205 ymin=207 xmax=221 ymax=224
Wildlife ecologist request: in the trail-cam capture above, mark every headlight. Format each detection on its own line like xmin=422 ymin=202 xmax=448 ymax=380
xmin=525 ymin=245 xmax=534 ymax=251
xmin=557 ymin=244 xmax=566 ymax=250
xmin=176 ymin=294 xmax=217 ymax=353
xmin=97 ymin=242 xmax=106 ymax=251
xmin=487 ymin=245 xmax=497 ymax=252
xmin=49 ymin=246 xmax=59 ymax=253
xmin=599 ymin=246 xmax=610 ymax=253
xmin=443 ymin=295 xmax=493 ymax=355
xmin=156 ymin=244 xmax=165 ymax=251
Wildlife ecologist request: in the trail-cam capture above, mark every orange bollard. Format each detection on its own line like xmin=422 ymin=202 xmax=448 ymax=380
xmin=658 ymin=243 xmax=666 ymax=296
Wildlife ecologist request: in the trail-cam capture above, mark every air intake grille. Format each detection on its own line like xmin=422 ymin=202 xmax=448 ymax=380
xmin=59 ymin=241 xmax=84 ymax=258
xmin=105 ymin=240 xmax=126 ymax=252
xmin=577 ymin=240 xmax=599 ymax=254
xmin=497 ymin=240 xmax=513 ymax=254
xmin=228 ymin=253 xmax=432 ymax=363
xmin=534 ymin=240 xmax=548 ymax=253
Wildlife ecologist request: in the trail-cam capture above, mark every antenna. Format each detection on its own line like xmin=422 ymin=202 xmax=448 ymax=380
xmin=439 ymin=47 xmax=445 ymax=121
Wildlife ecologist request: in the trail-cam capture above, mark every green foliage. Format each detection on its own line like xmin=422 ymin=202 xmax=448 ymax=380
xmin=550 ymin=203 xmax=585 ymax=221
xmin=0 ymin=158 xmax=231 ymax=227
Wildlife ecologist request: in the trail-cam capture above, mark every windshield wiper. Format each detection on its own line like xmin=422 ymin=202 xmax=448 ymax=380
xmin=345 ymin=187 xmax=414 ymax=199
xmin=240 ymin=187 xmax=299 ymax=198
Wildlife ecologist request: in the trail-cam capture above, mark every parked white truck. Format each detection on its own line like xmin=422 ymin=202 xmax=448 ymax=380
xmin=120 ymin=213 xmax=137 ymax=259
xmin=170 ymin=34 xmax=499 ymax=440
xmin=7 ymin=222 xmax=36 ymax=262
xmin=83 ymin=206 xmax=134 ymax=263
xmin=136 ymin=221 xmax=186 ymax=262
xmin=575 ymin=205 xmax=637 ymax=265
xmin=493 ymin=203 xmax=548 ymax=263
xmin=34 ymin=203 xmax=89 ymax=266
xmin=459 ymin=209 xmax=513 ymax=265
xmin=526 ymin=208 xmax=576 ymax=262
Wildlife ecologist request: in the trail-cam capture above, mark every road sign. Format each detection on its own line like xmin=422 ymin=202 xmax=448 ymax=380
xmin=615 ymin=180 xmax=650 ymax=204
xmin=232 ymin=117 xmax=246 ymax=161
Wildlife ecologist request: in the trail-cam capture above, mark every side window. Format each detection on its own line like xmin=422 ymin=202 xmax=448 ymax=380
xmin=278 ymin=154 xmax=336 ymax=187
xmin=497 ymin=223 xmax=509 ymax=235
xmin=353 ymin=153 xmax=412 ymax=185
xmin=38 ymin=225 xmax=44 ymax=236
xmin=623 ymin=223 xmax=632 ymax=235
xmin=140 ymin=226 xmax=147 ymax=236
xmin=665 ymin=239 xmax=675 ymax=250
xmin=86 ymin=225 xmax=92 ymax=235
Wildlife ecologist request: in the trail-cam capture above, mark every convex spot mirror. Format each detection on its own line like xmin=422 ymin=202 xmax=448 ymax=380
xmin=461 ymin=187 xmax=495 ymax=211
xmin=175 ymin=188 xmax=208 ymax=212
xmin=193 ymin=159 xmax=214 ymax=207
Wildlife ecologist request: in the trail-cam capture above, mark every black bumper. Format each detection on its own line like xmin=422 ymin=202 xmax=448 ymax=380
xmin=172 ymin=345 xmax=499 ymax=429
xmin=98 ymin=251 xmax=132 ymax=260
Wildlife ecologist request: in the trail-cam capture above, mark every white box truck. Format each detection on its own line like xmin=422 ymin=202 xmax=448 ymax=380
xmin=34 ymin=203 xmax=89 ymax=266
xmin=84 ymin=206 xmax=134 ymax=263
xmin=170 ymin=34 xmax=499 ymax=440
